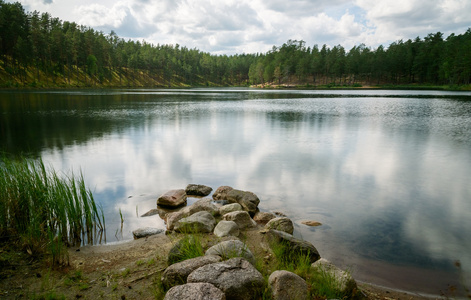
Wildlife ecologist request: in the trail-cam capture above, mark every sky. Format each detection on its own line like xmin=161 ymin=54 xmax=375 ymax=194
xmin=8 ymin=0 xmax=471 ymax=55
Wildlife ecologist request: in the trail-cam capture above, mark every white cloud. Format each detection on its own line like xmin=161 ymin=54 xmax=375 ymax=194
xmin=8 ymin=0 xmax=471 ymax=54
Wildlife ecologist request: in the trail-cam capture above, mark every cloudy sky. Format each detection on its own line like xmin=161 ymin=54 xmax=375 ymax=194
xmin=9 ymin=0 xmax=471 ymax=54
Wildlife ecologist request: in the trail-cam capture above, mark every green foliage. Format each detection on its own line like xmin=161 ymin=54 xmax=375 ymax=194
xmin=0 ymin=155 xmax=105 ymax=265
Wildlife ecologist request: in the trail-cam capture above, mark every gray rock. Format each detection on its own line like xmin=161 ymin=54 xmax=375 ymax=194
xmin=186 ymin=184 xmax=213 ymax=197
xmin=132 ymin=227 xmax=164 ymax=239
xmin=311 ymin=258 xmax=358 ymax=296
xmin=269 ymin=270 xmax=309 ymax=300
xmin=164 ymin=282 xmax=226 ymax=300
xmin=157 ymin=189 xmax=187 ymax=207
xmin=187 ymin=257 xmax=264 ymax=300
xmin=186 ymin=198 xmax=219 ymax=217
xmin=162 ymin=255 xmax=222 ymax=288
xmin=253 ymin=211 xmax=276 ymax=224
xmin=174 ymin=211 xmax=216 ymax=233
xmin=212 ymin=186 xmax=234 ymax=200
xmin=222 ymin=211 xmax=256 ymax=229
xmin=226 ymin=189 xmax=260 ymax=216
xmin=265 ymin=217 xmax=294 ymax=234
xmin=219 ymin=203 xmax=243 ymax=216
xmin=214 ymin=221 xmax=239 ymax=238
xmin=168 ymin=235 xmax=202 ymax=265
xmin=205 ymin=240 xmax=255 ymax=265
xmin=266 ymin=229 xmax=320 ymax=264
xmin=166 ymin=210 xmax=186 ymax=231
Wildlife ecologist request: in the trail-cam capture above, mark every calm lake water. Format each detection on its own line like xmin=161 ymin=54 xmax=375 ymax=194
xmin=1 ymin=88 xmax=471 ymax=296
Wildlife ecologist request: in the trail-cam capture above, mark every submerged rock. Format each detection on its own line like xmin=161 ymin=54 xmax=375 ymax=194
xmin=301 ymin=220 xmax=322 ymax=227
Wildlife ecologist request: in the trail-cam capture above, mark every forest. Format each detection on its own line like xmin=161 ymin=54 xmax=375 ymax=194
xmin=1 ymin=0 xmax=470 ymax=88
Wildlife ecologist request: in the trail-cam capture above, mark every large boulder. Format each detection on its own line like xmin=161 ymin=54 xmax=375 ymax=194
xmin=266 ymin=229 xmax=321 ymax=264
xmin=219 ymin=203 xmax=243 ymax=216
xmin=164 ymin=282 xmax=225 ymax=300
xmin=265 ymin=217 xmax=294 ymax=234
xmin=186 ymin=184 xmax=213 ymax=197
xmin=205 ymin=240 xmax=255 ymax=265
xmin=174 ymin=211 xmax=216 ymax=233
xmin=157 ymin=189 xmax=187 ymax=207
xmin=222 ymin=211 xmax=256 ymax=229
xmin=225 ymin=189 xmax=260 ymax=216
xmin=132 ymin=227 xmax=164 ymax=239
xmin=161 ymin=255 xmax=222 ymax=288
xmin=187 ymin=257 xmax=264 ymax=300
xmin=268 ymin=270 xmax=309 ymax=300
xmin=212 ymin=186 xmax=234 ymax=200
xmin=186 ymin=198 xmax=219 ymax=216
xmin=311 ymin=258 xmax=359 ymax=297
xmin=253 ymin=211 xmax=276 ymax=224
xmin=214 ymin=221 xmax=239 ymax=238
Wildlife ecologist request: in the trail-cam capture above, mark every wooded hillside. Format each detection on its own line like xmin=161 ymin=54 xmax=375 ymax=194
xmin=1 ymin=0 xmax=470 ymax=88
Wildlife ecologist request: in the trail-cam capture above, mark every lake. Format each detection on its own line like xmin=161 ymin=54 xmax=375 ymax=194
xmin=1 ymin=88 xmax=471 ymax=296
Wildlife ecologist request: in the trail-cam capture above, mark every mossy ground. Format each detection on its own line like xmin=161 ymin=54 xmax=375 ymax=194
xmin=0 ymin=226 xmax=439 ymax=299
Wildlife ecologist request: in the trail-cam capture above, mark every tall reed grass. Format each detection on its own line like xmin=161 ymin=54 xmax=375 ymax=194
xmin=0 ymin=155 xmax=105 ymax=265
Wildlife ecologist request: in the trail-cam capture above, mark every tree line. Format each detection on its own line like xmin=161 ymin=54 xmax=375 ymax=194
xmin=248 ymin=32 xmax=471 ymax=87
xmin=1 ymin=0 xmax=470 ymax=88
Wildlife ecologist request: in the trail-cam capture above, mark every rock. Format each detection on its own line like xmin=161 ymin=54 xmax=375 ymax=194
xmin=157 ymin=189 xmax=187 ymax=207
xmin=186 ymin=198 xmax=219 ymax=216
xmin=311 ymin=258 xmax=359 ymax=297
xmin=166 ymin=210 xmax=186 ymax=231
xmin=185 ymin=184 xmax=213 ymax=197
xmin=132 ymin=227 xmax=164 ymax=239
xmin=225 ymin=189 xmax=260 ymax=216
xmin=253 ymin=211 xmax=276 ymax=224
xmin=161 ymin=255 xmax=222 ymax=288
xmin=266 ymin=229 xmax=320 ymax=264
xmin=212 ymin=186 xmax=234 ymax=200
xmin=301 ymin=220 xmax=322 ymax=227
xmin=187 ymin=257 xmax=264 ymax=300
xmin=222 ymin=211 xmax=256 ymax=229
xmin=205 ymin=240 xmax=255 ymax=265
xmin=265 ymin=217 xmax=294 ymax=234
xmin=174 ymin=211 xmax=216 ymax=234
xmin=168 ymin=235 xmax=201 ymax=265
xmin=219 ymin=203 xmax=243 ymax=216
xmin=140 ymin=208 xmax=160 ymax=217
xmin=164 ymin=282 xmax=225 ymax=300
xmin=269 ymin=270 xmax=309 ymax=300
xmin=214 ymin=221 xmax=239 ymax=237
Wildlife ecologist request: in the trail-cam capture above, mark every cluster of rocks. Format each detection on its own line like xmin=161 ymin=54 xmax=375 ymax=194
xmin=132 ymin=184 xmax=358 ymax=300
